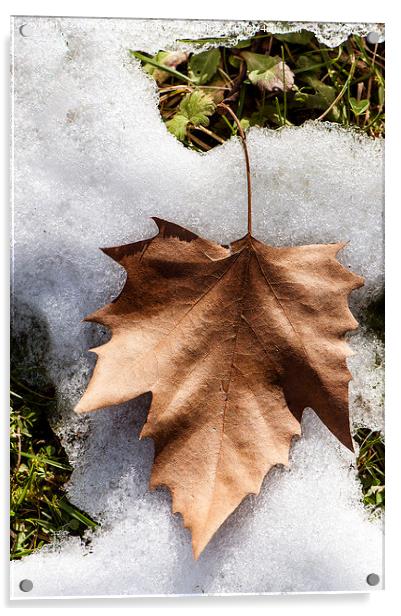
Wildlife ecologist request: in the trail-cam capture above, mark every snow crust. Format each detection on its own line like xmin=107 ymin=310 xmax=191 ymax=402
xmin=11 ymin=16 xmax=384 ymax=597
xmin=14 ymin=16 xmax=385 ymax=52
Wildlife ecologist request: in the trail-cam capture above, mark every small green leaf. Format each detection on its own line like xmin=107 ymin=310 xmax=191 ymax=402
xmin=229 ymin=55 xmax=242 ymax=69
xmin=294 ymin=54 xmax=327 ymax=76
xmin=166 ymin=91 xmax=216 ymax=141
xmin=378 ymin=84 xmax=385 ymax=107
xmin=242 ymin=52 xmax=294 ymax=92
xmin=166 ymin=114 xmax=190 ymax=141
xmin=304 ymin=76 xmax=336 ymax=106
xmin=142 ymin=51 xmax=169 ymax=76
xmin=349 ymin=97 xmax=370 ymax=116
xmin=179 ymin=90 xmax=216 ymax=125
xmin=241 ymin=51 xmax=278 ymax=74
xmin=375 ymin=489 xmax=384 ymax=505
xmin=188 ymin=49 xmax=221 ymax=85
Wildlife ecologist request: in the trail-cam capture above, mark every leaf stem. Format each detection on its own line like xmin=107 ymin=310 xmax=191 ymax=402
xmin=218 ymin=102 xmax=252 ymax=236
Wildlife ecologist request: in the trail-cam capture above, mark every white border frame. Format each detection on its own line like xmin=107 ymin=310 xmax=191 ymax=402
xmin=2 ymin=2 xmax=399 ymax=614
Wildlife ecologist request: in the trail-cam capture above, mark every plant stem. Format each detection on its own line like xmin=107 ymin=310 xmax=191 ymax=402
xmin=221 ymin=114 xmax=235 ymax=135
xmin=187 ymin=130 xmax=211 ymax=151
xmin=218 ymin=102 xmax=252 ymax=236
xmin=363 ymin=43 xmax=378 ymax=128
xmin=317 ymin=53 xmax=356 ymax=121
xmin=281 ymin=45 xmax=287 ymax=123
xmin=194 ymin=125 xmax=225 ymax=144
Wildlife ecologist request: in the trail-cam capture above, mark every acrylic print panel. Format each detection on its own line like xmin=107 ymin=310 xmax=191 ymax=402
xmin=10 ymin=16 xmax=384 ymax=598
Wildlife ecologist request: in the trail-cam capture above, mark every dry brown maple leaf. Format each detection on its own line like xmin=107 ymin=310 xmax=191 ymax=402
xmin=75 ymin=217 xmax=364 ymax=558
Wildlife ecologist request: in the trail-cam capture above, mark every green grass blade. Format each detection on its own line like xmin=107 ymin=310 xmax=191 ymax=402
xmin=129 ymin=50 xmax=193 ymax=84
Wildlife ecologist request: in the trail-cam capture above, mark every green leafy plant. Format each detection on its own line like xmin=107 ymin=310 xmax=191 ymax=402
xmin=355 ymin=428 xmax=385 ymax=512
xmin=188 ymin=48 xmax=221 ymax=84
xmin=10 ymin=380 xmax=97 ymax=560
xmin=166 ymin=90 xmax=216 ymax=141
xmin=131 ymin=30 xmax=384 ymax=150
xmin=349 ymin=97 xmax=370 ymax=117
xmin=241 ymin=51 xmax=294 ymax=92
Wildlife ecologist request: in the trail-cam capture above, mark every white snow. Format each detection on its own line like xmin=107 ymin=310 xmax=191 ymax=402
xmin=11 ymin=16 xmax=384 ymax=598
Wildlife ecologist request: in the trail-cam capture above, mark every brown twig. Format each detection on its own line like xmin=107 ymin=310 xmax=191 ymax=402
xmin=159 ymin=90 xmax=188 ymax=104
xmin=193 ymin=125 xmax=225 ymax=144
xmin=223 ymin=60 xmax=247 ymax=105
xmin=187 ymin=130 xmax=212 ymax=151
xmin=159 ymin=85 xmax=193 ymax=94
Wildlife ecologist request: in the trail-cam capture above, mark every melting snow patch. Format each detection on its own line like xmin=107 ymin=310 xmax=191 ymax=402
xmin=11 ymin=17 xmax=384 ymax=597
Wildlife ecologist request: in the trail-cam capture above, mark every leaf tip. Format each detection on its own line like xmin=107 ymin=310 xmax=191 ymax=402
xmin=99 ymin=245 xmax=122 ymax=262
xmin=191 ymin=534 xmax=208 ymax=560
xmin=192 ymin=545 xmax=202 ymax=560
xmin=337 ymin=423 xmax=355 ymax=453
xmin=333 ymin=240 xmax=349 ymax=254
xmin=151 ymin=217 xmax=199 ymax=242
xmin=346 ymin=436 xmax=355 ymax=454
xmin=151 ymin=216 xmax=168 ymax=230
xmin=74 ymin=398 xmax=90 ymax=415
xmin=354 ymin=273 xmax=365 ymax=290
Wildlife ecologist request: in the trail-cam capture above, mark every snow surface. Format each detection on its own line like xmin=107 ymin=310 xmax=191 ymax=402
xmin=11 ymin=17 xmax=384 ymax=597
